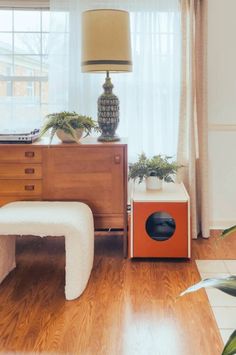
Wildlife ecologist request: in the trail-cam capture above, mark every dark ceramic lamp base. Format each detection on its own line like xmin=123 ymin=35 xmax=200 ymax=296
xmin=97 ymin=134 xmax=120 ymax=142
xmin=97 ymin=71 xmax=120 ymax=142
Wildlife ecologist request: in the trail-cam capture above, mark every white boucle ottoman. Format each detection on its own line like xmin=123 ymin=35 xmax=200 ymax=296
xmin=0 ymin=201 xmax=94 ymax=300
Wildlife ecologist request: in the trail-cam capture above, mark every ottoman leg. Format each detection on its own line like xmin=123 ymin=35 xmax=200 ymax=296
xmin=0 ymin=235 xmax=16 ymax=284
xmin=65 ymin=234 xmax=91 ymax=301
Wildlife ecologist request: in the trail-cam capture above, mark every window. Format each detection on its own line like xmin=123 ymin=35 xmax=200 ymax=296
xmin=0 ymin=7 xmax=49 ymax=130
xmin=63 ymin=6 xmax=181 ymax=159
xmin=26 ymin=69 xmax=34 ymax=97
xmin=5 ymin=65 xmax=12 ymax=96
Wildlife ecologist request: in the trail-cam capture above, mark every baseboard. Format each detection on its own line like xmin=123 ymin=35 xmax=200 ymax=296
xmin=210 ymin=220 xmax=236 ymax=230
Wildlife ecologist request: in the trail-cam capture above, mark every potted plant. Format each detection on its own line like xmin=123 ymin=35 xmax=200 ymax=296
xmin=180 ymin=226 xmax=236 ymax=355
xmin=128 ymin=153 xmax=182 ymax=190
xmin=39 ymin=111 xmax=100 ymax=144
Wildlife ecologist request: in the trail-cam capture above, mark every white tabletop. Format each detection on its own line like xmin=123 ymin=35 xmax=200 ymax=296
xmin=131 ymin=182 xmax=189 ymax=202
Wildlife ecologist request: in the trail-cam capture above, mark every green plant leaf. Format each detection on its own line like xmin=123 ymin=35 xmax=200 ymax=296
xmin=180 ymin=276 xmax=236 ymax=298
xmin=128 ymin=153 xmax=182 ymax=183
xmin=220 ymin=225 xmax=236 ymax=238
xmin=39 ymin=111 xmax=99 ymax=144
xmin=222 ymin=330 xmax=236 ymax=355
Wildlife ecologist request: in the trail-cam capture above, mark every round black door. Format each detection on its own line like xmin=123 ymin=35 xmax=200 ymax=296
xmin=145 ymin=211 xmax=176 ymax=241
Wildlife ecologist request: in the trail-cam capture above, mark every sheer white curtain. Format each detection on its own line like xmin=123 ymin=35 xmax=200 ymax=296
xmin=49 ymin=0 xmax=181 ymax=160
xmin=177 ymin=0 xmax=209 ymax=239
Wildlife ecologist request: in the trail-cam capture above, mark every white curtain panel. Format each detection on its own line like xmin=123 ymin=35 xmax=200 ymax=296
xmin=49 ymin=0 xmax=181 ymax=160
xmin=177 ymin=0 xmax=209 ymax=239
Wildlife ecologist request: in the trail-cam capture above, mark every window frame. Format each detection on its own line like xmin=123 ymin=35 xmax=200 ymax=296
xmin=0 ymin=6 xmax=49 ymax=112
xmin=0 ymin=1 xmax=49 ymax=8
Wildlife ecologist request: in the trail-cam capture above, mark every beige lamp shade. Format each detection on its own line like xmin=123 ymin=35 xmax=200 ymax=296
xmin=81 ymin=9 xmax=132 ymax=72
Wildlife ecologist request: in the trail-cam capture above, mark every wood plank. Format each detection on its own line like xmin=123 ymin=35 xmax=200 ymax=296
xmin=192 ymin=230 xmax=236 ymax=259
xmin=0 ymin=235 xmax=224 ymax=354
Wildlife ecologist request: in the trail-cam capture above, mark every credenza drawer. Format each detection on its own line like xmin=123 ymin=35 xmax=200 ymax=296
xmin=0 ymin=147 xmax=42 ymax=163
xmin=0 ymin=180 xmax=42 ymax=196
xmin=0 ymin=163 xmax=42 ymax=179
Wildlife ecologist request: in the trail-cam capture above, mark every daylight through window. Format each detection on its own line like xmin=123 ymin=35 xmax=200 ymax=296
xmin=0 ymin=7 xmax=49 ymax=131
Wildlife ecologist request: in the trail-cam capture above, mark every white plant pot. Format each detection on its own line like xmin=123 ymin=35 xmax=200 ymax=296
xmin=146 ymin=176 xmax=163 ymax=191
xmin=56 ymin=128 xmax=84 ymax=143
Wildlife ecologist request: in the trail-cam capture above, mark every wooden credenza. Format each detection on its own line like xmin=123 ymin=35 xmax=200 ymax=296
xmin=0 ymin=137 xmax=127 ymax=232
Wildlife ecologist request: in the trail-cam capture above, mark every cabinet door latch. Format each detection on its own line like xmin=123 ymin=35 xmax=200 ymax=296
xmin=114 ymin=155 xmax=121 ymax=164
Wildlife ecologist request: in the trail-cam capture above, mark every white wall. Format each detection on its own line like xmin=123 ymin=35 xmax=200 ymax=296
xmin=208 ymin=0 xmax=236 ymax=228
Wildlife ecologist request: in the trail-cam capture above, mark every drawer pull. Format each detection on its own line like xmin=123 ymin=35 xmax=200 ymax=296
xmin=25 ymin=168 xmax=35 ymax=174
xmin=25 ymin=185 xmax=34 ymax=191
xmin=114 ymin=155 xmax=121 ymax=164
xmin=25 ymin=151 xmax=35 ymax=158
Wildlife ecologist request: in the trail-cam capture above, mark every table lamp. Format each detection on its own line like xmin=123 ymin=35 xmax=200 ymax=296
xmin=81 ymin=9 xmax=132 ymax=142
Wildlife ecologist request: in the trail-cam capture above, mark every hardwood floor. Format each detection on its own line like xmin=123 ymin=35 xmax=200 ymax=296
xmin=0 ymin=234 xmax=232 ymax=355
xmin=193 ymin=230 xmax=236 ymax=259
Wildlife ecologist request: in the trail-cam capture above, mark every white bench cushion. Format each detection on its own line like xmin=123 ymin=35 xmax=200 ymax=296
xmin=0 ymin=201 xmax=94 ymax=300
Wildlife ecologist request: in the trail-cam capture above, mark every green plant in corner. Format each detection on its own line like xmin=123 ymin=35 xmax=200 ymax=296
xmin=128 ymin=153 xmax=182 ymax=183
xmin=39 ymin=111 xmax=100 ymax=144
xmin=180 ymin=226 xmax=236 ymax=355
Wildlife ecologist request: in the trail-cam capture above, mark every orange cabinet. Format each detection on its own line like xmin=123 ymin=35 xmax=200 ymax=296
xmin=129 ymin=182 xmax=190 ymax=258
